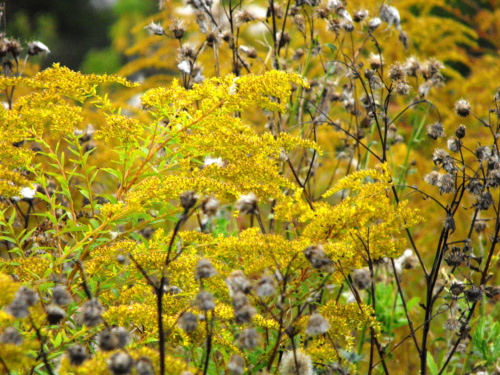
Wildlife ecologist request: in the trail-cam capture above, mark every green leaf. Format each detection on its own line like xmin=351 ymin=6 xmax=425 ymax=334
xmin=427 ymin=352 xmax=439 ymax=375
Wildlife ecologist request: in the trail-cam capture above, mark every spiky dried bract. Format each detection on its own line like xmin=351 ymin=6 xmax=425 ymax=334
xmin=455 ymin=99 xmax=471 ymax=117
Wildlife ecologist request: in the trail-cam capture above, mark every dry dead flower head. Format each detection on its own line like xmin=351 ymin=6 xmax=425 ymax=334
xmin=464 ymin=285 xmax=483 ymax=303
xmin=427 ymin=122 xmax=445 ymax=140
xmin=195 ymin=258 xmax=217 ymax=280
xmin=255 ymin=275 xmax=276 ymax=298
xmin=352 ymin=268 xmax=371 ymax=290
xmin=455 ymin=99 xmax=471 ymax=117
xmin=170 ymin=19 xmax=187 ymax=39
xmin=353 ymin=9 xmax=369 ymax=22
xmin=447 ymin=138 xmax=461 ymax=153
xmin=226 ymin=270 xmax=252 ymax=295
xmin=27 ymin=41 xmax=50 ymax=56
xmin=236 ymin=193 xmax=258 ymax=215
xmin=388 ymin=62 xmax=406 ymax=81
xmin=306 ymin=313 xmax=331 ymax=336
xmin=194 ymin=291 xmax=215 ymax=311
xmin=136 ymin=357 xmax=154 ymax=375
xmin=178 ymin=312 xmax=199 ymax=332
xmin=404 ymin=56 xmax=421 ymax=77
xmin=0 ymin=327 xmax=23 ymax=345
xmin=368 ymin=17 xmax=382 ymax=31
xmin=180 ymin=191 xmax=198 ymax=210
xmin=201 ymin=196 xmax=219 ymax=217
xmin=237 ymin=328 xmax=258 ymax=349
xmin=303 ymin=244 xmax=334 ymax=270
xmin=280 ymin=350 xmax=314 ymax=375
xmin=449 ymin=281 xmax=465 ymax=298
xmin=108 ymin=351 xmax=134 ymax=375
xmin=46 ymin=304 xmax=66 ymax=324
xmin=78 ymin=298 xmax=104 ymax=327
xmin=67 ymin=345 xmax=88 ymax=366
xmin=234 ymin=9 xmax=256 ymax=26
xmin=228 ymin=354 xmax=245 ymax=375
xmin=477 ymin=191 xmax=494 ymax=211
xmin=424 ymin=171 xmax=440 ymax=186
xmin=394 ymin=79 xmax=411 ymax=95
xmin=144 ymin=21 xmax=165 ymax=35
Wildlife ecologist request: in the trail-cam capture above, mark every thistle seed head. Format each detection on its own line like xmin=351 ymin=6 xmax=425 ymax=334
xmin=108 ymin=351 xmax=134 ymax=375
xmin=228 ymin=354 xmax=245 ymax=375
xmin=280 ymin=350 xmax=314 ymax=375
xmin=255 ymin=275 xmax=276 ymax=298
xmin=195 ymin=258 xmax=217 ymax=280
xmin=305 ymin=313 xmax=331 ymax=336
xmin=46 ymin=304 xmax=66 ymax=325
xmin=427 ymin=122 xmax=445 ymax=140
xmin=136 ymin=357 xmax=154 ymax=375
xmin=194 ymin=291 xmax=215 ymax=311
xmin=0 ymin=327 xmax=23 ymax=345
xmin=455 ymin=99 xmax=471 ymax=117
xmin=178 ymin=312 xmax=198 ymax=332
xmin=67 ymin=345 xmax=88 ymax=366
xmin=52 ymin=285 xmax=71 ymax=306
xmin=236 ymin=328 xmax=258 ymax=349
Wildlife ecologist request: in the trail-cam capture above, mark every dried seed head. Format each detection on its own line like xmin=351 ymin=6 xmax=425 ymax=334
xmin=304 ymin=245 xmax=333 ymax=270
xmin=164 ymin=285 xmax=183 ymax=295
xmin=113 ymin=326 xmax=131 ymax=349
xmin=445 ymin=246 xmax=465 ymax=267
xmin=117 ymin=254 xmax=126 ymax=264
xmin=399 ymin=31 xmax=409 ymax=50
xmin=228 ymin=354 xmax=245 ymax=375
xmin=78 ymin=298 xmax=104 ymax=327
xmin=144 ymin=21 xmax=165 ymax=36
xmin=170 ymin=19 xmax=187 ymax=39
xmin=98 ymin=329 xmax=120 ymax=351
xmin=7 ymin=286 xmax=39 ymax=318
xmin=239 ymin=45 xmax=258 ymax=59
xmin=466 ymin=179 xmax=484 ymax=196
xmin=380 ymin=4 xmax=401 ymax=30
xmin=424 ymin=171 xmax=440 ymax=186
xmin=369 ymin=75 xmax=384 ymax=90
xmin=180 ymin=191 xmax=198 ymax=211
xmin=315 ymin=5 xmax=331 ymax=19
xmin=388 ymin=62 xmax=406 ymax=81
xmin=255 ymin=275 xmax=276 ymax=298
xmin=475 ymin=145 xmax=491 ymax=162
xmin=27 ymin=41 xmax=50 ymax=56
xmin=178 ymin=312 xmax=198 ymax=332
xmin=464 ymin=285 xmax=483 ymax=303
xmin=427 ymin=122 xmax=445 ymax=140
xmin=444 ymin=215 xmax=456 ymax=233
xmin=46 ymin=304 xmax=66 ymax=325
xmin=236 ymin=328 xmax=258 ymax=349
xmin=6 ymin=39 xmax=22 ymax=58
xmin=305 ymin=313 xmax=331 ymax=336
xmin=232 ymin=292 xmax=256 ymax=324
xmin=236 ymin=193 xmax=258 ymax=215
xmin=67 ymin=345 xmax=88 ymax=366
xmin=52 ymin=285 xmax=71 ymax=306
xmin=477 ymin=191 xmax=494 ymax=211
xmin=394 ymin=80 xmax=411 ymax=96
xmin=135 ymin=357 xmax=154 ymax=375
xmin=404 ymin=56 xmax=421 ymax=77
xmin=234 ymin=9 xmax=256 ymax=26
xmin=194 ymin=291 xmax=215 ymax=311
xmin=449 ymin=281 xmax=465 ymax=297
xmin=108 ymin=351 xmax=134 ymax=375
xmin=0 ymin=327 xmax=23 ymax=345
xmin=280 ymin=350 xmax=314 ymax=375
xmin=447 ymin=138 xmax=461 ymax=153
xmin=195 ymin=258 xmax=218 ymax=280
xmin=368 ymin=17 xmax=382 ymax=31
xmin=454 ymin=99 xmax=471 ymax=117
xmin=352 ymin=268 xmax=371 ymax=290
xmin=353 ymin=9 xmax=369 ymax=22
xmin=226 ymin=270 xmax=252 ymax=295
xmin=455 ymin=124 xmax=466 ymax=139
